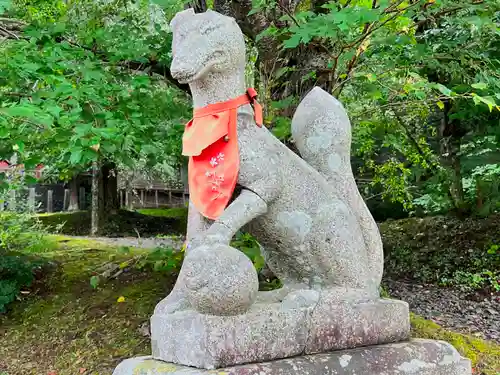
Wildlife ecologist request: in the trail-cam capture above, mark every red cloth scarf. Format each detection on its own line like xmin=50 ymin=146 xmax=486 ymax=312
xmin=182 ymin=88 xmax=263 ymax=220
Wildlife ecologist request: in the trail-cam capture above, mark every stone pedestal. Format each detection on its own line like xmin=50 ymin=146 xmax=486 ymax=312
xmin=151 ymin=298 xmax=410 ymax=369
xmin=112 ymin=339 xmax=472 ymax=375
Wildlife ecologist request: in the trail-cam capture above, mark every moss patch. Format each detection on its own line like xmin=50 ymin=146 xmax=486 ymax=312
xmin=411 ymin=314 xmax=500 ymax=375
xmin=0 ymin=237 xmax=175 ymax=375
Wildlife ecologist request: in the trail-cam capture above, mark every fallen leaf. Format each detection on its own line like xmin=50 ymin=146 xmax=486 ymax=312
xmin=117 ymin=296 xmax=125 ymax=303
xmin=79 ymin=368 xmax=87 ymax=374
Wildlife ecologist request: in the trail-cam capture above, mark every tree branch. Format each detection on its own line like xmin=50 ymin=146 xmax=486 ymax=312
xmin=0 ymin=25 xmax=19 ymax=39
xmin=184 ymin=0 xmax=208 ymax=13
xmin=394 ymin=112 xmax=438 ymax=170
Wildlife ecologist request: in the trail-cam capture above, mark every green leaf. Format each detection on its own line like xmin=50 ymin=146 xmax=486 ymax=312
xmin=436 ymin=100 xmax=445 ymax=110
xmin=100 ymin=142 xmax=117 ymax=154
xmin=472 ymin=95 xmax=497 ymax=112
xmin=434 ymin=84 xmax=452 ymax=97
xmin=415 ymin=91 xmax=426 ymax=100
xmin=118 ymin=246 xmax=130 ymax=254
xmin=3 ymin=106 xmax=36 ymax=117
xmin=471 ymin=82 xmax=488 ymax=90
xmin=0 ymin=127 xmax=9 ymax=139
xmin=70 ymin=149 xmax=83 ymax=165
xmin=52 ymin=22 xmax=67 ymax=33
xmin=0 ymin=0 xmax=12 ymax=13
xmin=90 ymin=276 xmax=100 ymax=289
xmin=150 ymin=0 xmax=170 ymax=7
xmin=283 ymin=34 xmax=303 ymax=49
xmin=248 ymin=7 xmax=259 ymax=16
xmin=14 ymin=141 xmax=24 ymax=153
xmin=153 ymin=260 xmax=164 ymax=271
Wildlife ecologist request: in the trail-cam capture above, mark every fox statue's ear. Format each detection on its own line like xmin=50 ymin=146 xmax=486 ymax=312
xmin=170 ymin=8 xmax=195 ymax=31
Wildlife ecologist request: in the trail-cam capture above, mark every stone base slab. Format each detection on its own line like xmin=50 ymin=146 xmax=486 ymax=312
xmin=112 ymin=339 xmax=472 ymax=375
xmin=151 ymin=298 xmax=410 ymax=369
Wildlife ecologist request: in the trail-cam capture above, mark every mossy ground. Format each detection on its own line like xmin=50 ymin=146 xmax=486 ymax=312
xmin=1 ymin=236 xmax=498 ymax=375
xmin=0 ymin=236 xmax=175 ymax=375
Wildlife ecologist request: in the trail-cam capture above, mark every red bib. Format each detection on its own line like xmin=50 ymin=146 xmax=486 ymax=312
xmin=182 ymin=89 xmax=263 ymax=220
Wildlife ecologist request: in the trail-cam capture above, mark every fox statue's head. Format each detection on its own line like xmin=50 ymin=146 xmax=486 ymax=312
xmin=169 ymin=9 xmax=246 ymax=84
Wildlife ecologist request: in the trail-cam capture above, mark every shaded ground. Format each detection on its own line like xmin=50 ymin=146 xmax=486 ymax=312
xmin=386 ymin=280 xmax=500 ymax=343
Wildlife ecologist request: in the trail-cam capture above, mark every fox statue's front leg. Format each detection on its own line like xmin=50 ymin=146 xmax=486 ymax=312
xmin=154 ymin=201 xmax=209 ymax=315
xmin=154 ymin=190 xmax=268 ymax=315
xmin=189 ymin=189 xmax=268 ymax=248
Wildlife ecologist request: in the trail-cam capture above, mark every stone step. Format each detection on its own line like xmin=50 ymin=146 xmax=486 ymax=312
xmin=112 ymin=339 xmax=472 ymax=375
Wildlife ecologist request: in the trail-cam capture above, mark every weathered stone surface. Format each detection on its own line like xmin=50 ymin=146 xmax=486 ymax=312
xmin=150 ymin=297 xmax=410 ymax=369
xmin=113 ymin=339 xmax=472 ymax=375
xmin=151 ymin=302 xmax=310 ymax=369
xmin=182 ymin=244 xmax=259 ymax=316
xmin=305 ymin=295 xmax=410 ymax=354
xmin=292 ymin=87 xmax=384 ymax=291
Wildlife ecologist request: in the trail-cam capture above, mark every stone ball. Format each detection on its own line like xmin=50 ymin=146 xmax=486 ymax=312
xmin=182 ymin=244 xmax=259 ymax=316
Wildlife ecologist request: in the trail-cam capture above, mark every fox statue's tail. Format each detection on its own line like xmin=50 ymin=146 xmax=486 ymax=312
xmin=291 ymin=87 xmax=383 ymax=289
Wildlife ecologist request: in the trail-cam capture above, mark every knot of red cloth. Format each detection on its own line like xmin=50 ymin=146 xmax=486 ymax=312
xmin=182 ymin=89 xmax=263 ymax=219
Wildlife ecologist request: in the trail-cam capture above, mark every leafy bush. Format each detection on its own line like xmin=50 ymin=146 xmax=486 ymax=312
xmin=0 ymin=210 xmax=48 ymax=312
xmin=231 ymin=231 xmax=265 ymax=272
xmin=137 ymin=207 xmax=188 ymax=219
xmin=381 ymin=215 xmax=500 ymax=292
xmin=440 ymin=244 xmax=500 ymax=293
xmin=37 ymin=211 xmax=90 ymax=235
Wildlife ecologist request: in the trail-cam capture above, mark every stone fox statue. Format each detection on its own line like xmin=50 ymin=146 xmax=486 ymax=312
xmin=155 ymin=9 xmax=384 ymax=315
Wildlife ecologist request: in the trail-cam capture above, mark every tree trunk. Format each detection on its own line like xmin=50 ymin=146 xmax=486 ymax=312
xmin=90 ymin=161 xmax=100 ymax=236
xmin=100 ymin=162 xmax=119 ymax=215
xmin=68 ymin=176 xmax=79 ymax=211
xmin=185 ymin=0 xmax=207 ymax=12
xmin=213 ymin=0 xmax=333 ymax=118
xmin=439 ymin=101 xmax=466 ymax=215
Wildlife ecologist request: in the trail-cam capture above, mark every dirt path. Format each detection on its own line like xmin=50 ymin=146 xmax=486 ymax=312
xmin=65 ymin=235 xmax=185 ymax=249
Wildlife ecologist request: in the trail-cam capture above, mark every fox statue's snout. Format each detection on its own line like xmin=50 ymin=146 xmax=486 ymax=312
xmin=170 ymin=56 xmax=199 ymax=84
